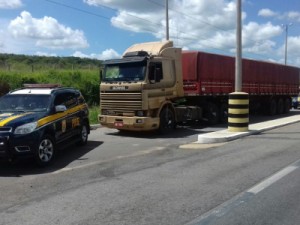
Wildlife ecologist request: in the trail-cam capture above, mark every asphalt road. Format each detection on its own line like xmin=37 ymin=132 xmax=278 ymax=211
xmin=0 ymin=111 xmax=300 ymax=225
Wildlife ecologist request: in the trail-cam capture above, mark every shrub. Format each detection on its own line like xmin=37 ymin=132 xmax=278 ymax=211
xmin=0 ymin=69 xmax=100 ymax=105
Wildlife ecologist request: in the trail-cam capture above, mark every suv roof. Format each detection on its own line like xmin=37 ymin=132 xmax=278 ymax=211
xmin=9 ymin=84 xmax=75 ymax=95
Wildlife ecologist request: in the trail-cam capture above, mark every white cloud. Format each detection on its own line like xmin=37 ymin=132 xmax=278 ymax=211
xmin=35 ymin=52 xmax=57 ymax=57
xmin=0 ymin=0 xmax=22 ymax=9
xmin=0 ymin=19 xmax=32 ymax=54
xmin=8 ymin=11 xmax=89 ymax=49
xmin=82 ymin=0 xmax=300 ymax=67
xmin=285 ymin=11 xmax=300 ymax=22
xmin=258 ymin=8 xmax=278 ymax=17
xmin=243 ymin=22 xmax=282 ymax=42
xmin=83 ymin=0 xmax=158 ymax=12
xmin=109 ymin=0 xmax=239 ymax=46
xmin=285 ymin=36 xmax=300 ymax=62
xmin=259 ymin=8 xmax=300 ymax=23
xmin=73 ymin=49 xmax=120 ymax=60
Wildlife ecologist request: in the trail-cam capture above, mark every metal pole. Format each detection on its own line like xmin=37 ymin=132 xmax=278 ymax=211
xmin=166 ymin=0 xmax=169 ymax=40
xmin=285 ymin=25 xmax=288 ymax=64
xmin=235 ymin=0 xmax=242 ymax=92
xmin=228 ymin=0 xmax=248 ymax=133
xmin=283 ymin=23 xmax=292 ymax=65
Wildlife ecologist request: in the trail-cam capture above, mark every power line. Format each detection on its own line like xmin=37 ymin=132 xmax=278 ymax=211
xmin=147 ymin=0 xmax=234 ymax=34
xmin=44 ymin=0 xmax=270 ymax=61
xmin=44 ymin=0 xmax=236 ymax=55
xmin=146 ymin=0 xmax=277 ymax=61
xmin=44 ymin=0 xmax=111 ymax=20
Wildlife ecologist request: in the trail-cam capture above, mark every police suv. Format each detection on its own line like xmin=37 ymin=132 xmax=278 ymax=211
xmin=0 ymin=84 xmax=90 ymax=166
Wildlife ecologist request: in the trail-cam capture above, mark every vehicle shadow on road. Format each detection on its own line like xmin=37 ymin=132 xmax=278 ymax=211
xmin=0 ymin=140 xmax=103 ymax=177
xmin=105 ymin=124 xmax=225 ymax=139
xmin=104 ymin=110 xmax=300 ymax=139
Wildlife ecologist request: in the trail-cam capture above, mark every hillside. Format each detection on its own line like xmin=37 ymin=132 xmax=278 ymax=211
xmin=0 ymin=53 xmax=102 ymax=72
xmin=0 ymin=53 xmax=102 ymax=105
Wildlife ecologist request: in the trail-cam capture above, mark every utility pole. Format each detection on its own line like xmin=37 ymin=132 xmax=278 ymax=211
xmin=228 ymin=0 xmax=249 ymax=133
xmin=235 ymin=0 xmax=242 ymax=92
xmin=166 ymin=0 xmax=169 ymax=40
xmin=283 ymin=23 xmax=292 ymax=65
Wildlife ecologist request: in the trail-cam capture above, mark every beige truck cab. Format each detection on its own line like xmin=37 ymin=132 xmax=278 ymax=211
xmin=98 ymin=41 xmax=191 ymax=133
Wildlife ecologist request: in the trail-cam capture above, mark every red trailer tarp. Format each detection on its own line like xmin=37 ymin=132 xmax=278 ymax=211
xmin=182 ymin=51 xmax=299 ymax=96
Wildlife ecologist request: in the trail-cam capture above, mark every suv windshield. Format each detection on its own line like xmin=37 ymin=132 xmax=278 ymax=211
xmin=0 ymin=95 xmax=51 ymax=112
xmin=103 ymin=61 xmax=146 ymax=82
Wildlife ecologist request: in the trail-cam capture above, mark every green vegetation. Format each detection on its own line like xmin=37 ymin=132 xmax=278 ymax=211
xmin=0 ymin=53 xmax=102 ymax=124
xmin=88 ymin=105 xmax=100 ymax=124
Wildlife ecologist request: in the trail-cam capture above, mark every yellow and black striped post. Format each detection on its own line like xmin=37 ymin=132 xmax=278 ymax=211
xmin=228 ymin=92 xmax=249 ymax=132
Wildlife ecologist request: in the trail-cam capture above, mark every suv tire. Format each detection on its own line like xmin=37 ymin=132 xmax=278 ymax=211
xmin=35 ymin=135 xmax=56 ymax=166
xmin=77 ymin=123 xmax=89 ymax=146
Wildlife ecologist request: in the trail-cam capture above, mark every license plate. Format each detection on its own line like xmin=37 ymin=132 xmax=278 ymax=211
xmin=114 ymin=121 xmax=123 ymax=127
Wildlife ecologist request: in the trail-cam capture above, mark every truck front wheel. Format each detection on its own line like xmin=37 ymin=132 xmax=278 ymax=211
xmin=159 ymin=106 xmax=175 ymax=134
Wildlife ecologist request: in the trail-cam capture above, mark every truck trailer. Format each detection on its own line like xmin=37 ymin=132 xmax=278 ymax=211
xmin=98 ymin=41 xmax=299 ymax=133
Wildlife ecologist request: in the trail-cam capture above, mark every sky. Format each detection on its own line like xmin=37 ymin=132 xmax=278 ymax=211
xmin=0 ymin=0 xmax=299 ymax=67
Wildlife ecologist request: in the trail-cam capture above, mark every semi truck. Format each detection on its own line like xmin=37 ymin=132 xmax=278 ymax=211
xmin=98 ymin=41 xmax=299 ymax=133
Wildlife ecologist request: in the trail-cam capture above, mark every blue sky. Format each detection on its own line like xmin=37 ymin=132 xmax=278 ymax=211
xmin=0 ymin=0 xmax=299 ymax=67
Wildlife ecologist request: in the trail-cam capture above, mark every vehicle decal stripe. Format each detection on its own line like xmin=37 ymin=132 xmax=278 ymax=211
xmin=37 ymin=104 xmax=88 ymax=127
xmin=0 ymin=113 xmax=32 ymax=126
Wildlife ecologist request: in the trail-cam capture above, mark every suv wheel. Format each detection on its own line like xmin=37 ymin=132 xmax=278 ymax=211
xmin=77 ymin=123 xmax=88 ymax=146
xmin=35 ymin=135 xmax=55 ymax=166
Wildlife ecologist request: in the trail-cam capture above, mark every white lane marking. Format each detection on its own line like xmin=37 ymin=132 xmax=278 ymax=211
xmin=185 ymin=158 xmax=300 ymax=225
xmin=248 ymin=165 xmax=298 ymax=194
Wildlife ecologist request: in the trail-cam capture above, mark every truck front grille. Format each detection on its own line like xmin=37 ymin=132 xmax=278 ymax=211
xmin=100 ymin=92 xmax=142 ymax=114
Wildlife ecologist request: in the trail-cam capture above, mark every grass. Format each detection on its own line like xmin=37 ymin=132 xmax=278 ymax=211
xmin=0 ymin=69 xmax=100 ymax=105
xmin=0 ymin=68 xmax=101 ymax=125
xmin=89 ymin=105 xmax=100 ymax=125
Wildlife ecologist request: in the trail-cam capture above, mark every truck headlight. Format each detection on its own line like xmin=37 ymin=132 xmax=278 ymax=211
xmin=14 ymin=122 xmax=38 ymax=134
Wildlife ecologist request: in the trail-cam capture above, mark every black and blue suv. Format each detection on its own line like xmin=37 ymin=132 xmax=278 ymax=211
xmin=0 ymin=84 xmax=90 ymax=166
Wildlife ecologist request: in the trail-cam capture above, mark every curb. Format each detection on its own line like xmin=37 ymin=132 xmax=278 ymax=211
xmin=196 ymin=115 xmax=300 ymax=144
xmin=90 ymin=124 xmax=101 ymax=130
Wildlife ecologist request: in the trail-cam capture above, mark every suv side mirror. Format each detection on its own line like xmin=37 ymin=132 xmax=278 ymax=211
xmin=55 ymin=105 xmax=67 ymax=113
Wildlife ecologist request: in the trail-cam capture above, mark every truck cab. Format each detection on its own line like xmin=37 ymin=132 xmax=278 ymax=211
xmin=98 ymin=41 xmax=188 ymax=132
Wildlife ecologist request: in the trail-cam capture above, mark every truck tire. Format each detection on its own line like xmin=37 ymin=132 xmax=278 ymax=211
xmin=269 ymin=99 xmax=277 ymax=116
xmin=159 ymin=106 xmax=175 ymax=134
xmin=277 ymin=98 xmax=284 ymax=114
xmin=35 ymin=135 xmax=56 ymax=167
xmin=283 ymin=98 xmax=291 ymax=113
xmin=204 ymin=102 xmax=220 ymax=125
xmin=219 ymin=103 xmax=228 ymax=124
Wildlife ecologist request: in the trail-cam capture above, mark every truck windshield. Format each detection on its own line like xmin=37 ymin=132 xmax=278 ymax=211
xmin=0 ymin=95 xmax=51 ymax=112
xmin=103 ymin=61 xmax=146 ymax=82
